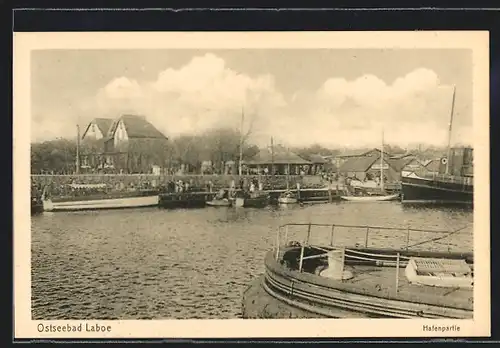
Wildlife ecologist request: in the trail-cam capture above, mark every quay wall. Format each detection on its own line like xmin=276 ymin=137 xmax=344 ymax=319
xmin=31 ymin=174 xmax=326 ymax=190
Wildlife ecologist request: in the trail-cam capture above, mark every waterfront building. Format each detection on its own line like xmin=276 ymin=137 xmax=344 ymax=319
xmin=338 ymin=149 xmax=399 ymax=183
xmin=80 ymin=114 xmax=169 ymax=174
xmin=245 ymin=145 xmax=312 ymax=175
xmin=307 ymin=154 xmax=328 ymax=175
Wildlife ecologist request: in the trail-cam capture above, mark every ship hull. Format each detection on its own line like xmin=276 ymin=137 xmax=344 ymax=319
xmin=43 ymin=195 xmax=159 ymax=212
xmin=401 ymin=175 xmax=473 ymax=206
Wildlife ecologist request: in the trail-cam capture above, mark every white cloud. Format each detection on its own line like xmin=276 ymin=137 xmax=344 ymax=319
xmin=277 ymin=68 xmax=465 ymax=148
xmin=91 ymin=53 xmax=285 ymax=138
xmin=64 ymin=54 xmax=470 ymax=149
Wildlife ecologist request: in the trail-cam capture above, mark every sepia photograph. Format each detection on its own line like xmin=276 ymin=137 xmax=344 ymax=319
xmin=14 ymin=31 xmax=490 ymax=339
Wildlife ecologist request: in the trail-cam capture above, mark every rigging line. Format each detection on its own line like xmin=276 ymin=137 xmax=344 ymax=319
xmin=406 ymin=225 xmax=469 ymax=249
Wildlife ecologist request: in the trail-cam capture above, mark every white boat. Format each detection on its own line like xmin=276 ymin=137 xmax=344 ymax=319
xmin=206 ymin=198 xmax=231 ymax=207
xmin=277 ymin=190 xmax=298 ymax=204
xmin=41 ymin=184 xmax=160 ymax=212
xmin=340 ymin=193 xmax=399 ymax=202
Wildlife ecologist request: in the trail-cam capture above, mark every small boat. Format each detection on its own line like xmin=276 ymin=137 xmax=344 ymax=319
xmin=277 ymin=190 xmax=298 ymax=204
xmin=233 ymin=191 xmax=270 ymax=208
xmin=206 ymin=189 xmax=232 ymax=207
xmin=243 ymin=222 xmax=473 ymax=319
xmin=340 ymin=193 xmax=399 ymax=202
xmin=31 ymin=198 xmax=44 ymax=215
xmin=206 ymin=199 xmax=231 ymax=207
xmin=41 ymin=183 xmax=160 ymax=212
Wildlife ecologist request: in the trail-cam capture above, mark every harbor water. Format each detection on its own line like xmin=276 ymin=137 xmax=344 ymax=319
xmin=31 ymin=202 xmax=473 ymax=320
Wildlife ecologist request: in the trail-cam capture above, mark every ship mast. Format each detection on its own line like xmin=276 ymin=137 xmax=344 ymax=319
xmin=238 ymin=107 xmax=244 ymax=176
xmin=445 ymin=86 xmax=457 ymax=175
xmin=271 ymin=136 xmax=275 ymax=175
xmin=76 ymin=124 xmax=81 ymax=174
xmin=380 ymin=128 xmax=384 ymax=192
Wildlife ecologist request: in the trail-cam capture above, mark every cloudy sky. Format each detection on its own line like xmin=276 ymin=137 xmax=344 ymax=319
xmin=31 ymin=49 xmax=472 ymax=148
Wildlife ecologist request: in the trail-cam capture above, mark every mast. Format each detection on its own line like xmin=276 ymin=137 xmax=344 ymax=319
xmin=271 ymin=137 xmax=275 ymax=175
xmin=445 ymin=86 xmax=457 ymax=175
xmin=286 ymin=145 xmax=290 ymax=190
xmin=76 ymin=124 xmax=81 ymax=174
xmin=380 ymin=129 xmax=384 ymax=192
xmin=238 ymin=106 xmax=244 ymax=176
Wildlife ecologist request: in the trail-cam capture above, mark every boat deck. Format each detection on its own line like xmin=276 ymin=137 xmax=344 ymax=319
xmin=341 ymin=264 xmax=472 ymax=310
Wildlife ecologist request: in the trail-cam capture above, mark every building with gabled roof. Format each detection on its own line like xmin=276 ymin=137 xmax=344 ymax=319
xmin=338 ymin=151 xmax=400 ymax=182
xmin=81 ymin=118 xmax=114 ymax=140
xmin=80 ymin=114 xmax=169 ymax=174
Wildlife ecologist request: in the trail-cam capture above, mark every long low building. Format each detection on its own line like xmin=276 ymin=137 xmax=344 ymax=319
xmin=244 ymin=145 xmax=312 ymax=175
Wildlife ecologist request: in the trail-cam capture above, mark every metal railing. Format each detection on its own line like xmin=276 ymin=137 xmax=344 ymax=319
xmin=274 ymin=222 xmax=471 ymax=265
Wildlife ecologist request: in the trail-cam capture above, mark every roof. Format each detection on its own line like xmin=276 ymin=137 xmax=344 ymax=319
xmin=308 ymin=154 xmax=328 ymax=164
xmin=389 ymin=153 xmax=413 ymax=159
xmin=338 ymin=155 xmax=380 ymax=172
xmin=246 ymin=145 xmax=311 ymax=165
xmin=338 ymin=148 xmax=390 ymax=158
xmin=82 ymin=118 xmax=113 ymax=139
xmin=107 ymin=115 xmax=167 ymax=140
xmin=425 ymin=159 xmax=441 ymax=172
xmin=387 ymin=156 xmax=419 ymax=172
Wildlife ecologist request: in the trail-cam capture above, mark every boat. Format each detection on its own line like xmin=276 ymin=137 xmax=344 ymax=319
xmin=242 ymin=222 xmax=473 ymax=319
xmin=31 ymin=183 xmax=44 ymax=215
xmin=158 ymin=191 xmax=210 ymax=209
xmin=41 ymin=183 xmax=160 ymax=212
xmin=277 ymin=190 xmax=298 ymax=204
xmin=341 ymin=129 xmax=398 ymax=202
xmin=401 ymin=87 xmax=473 ymax=206
xmin=206 ymin=189 xmax=232 ymax=207
xmin=31 ymin=198 xmax=44 ymax=215
xmin=233 ymin=191 xmax=270 ymax=208
xmin=340 ymin=193 xmax=400 ymax=202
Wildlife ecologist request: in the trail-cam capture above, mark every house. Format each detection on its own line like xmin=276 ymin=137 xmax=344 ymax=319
xmin=80 ymin=118 xmax=114 ymax=169
xmin=336 ymin=148 xmax=389 ymax=166
xmin=104 ymin=115 xmax=169 ymax=173
xmin=387 ymin=155 xmax=426 ymax=178
xmin=81 ymin=118 xmax=114 ymax=140
xmin=245 ymin=145 xmax=311 ymax=175
xmin=79 ymin=115 xmax=169 ymax=174
xmin=338 ymin=151 xmax=400 ymax=183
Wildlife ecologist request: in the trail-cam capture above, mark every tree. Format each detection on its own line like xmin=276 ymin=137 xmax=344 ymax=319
xmin=31 ymin=138 xmax=77 ymax=174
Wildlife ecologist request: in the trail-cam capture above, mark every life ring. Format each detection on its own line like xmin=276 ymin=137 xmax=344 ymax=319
xmin=441 ymin=157 xmax=448 ymax=165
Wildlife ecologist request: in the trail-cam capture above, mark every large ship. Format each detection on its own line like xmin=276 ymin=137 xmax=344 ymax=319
xmin=401 ymin=86 xmax=473 ymax=206
xmin=401 ymin=147 xmax=473 ymax=205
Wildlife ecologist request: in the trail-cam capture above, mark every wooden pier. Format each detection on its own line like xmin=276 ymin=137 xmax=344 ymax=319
xmin=158 ymin=186 xmax=344 ymax=209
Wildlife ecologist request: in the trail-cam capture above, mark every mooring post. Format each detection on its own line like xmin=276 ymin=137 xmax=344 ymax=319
xmin=298 ymin=244 xmax=305 ymax=273
xmin=330 ymin=225 xmax=335 ymax=246
xmin=395 ymin=252 xmax=400 ymax=294
xmin=365 ymin=227 xmax=370 ymax=248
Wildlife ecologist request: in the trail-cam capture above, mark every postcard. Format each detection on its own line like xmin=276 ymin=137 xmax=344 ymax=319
xmin=14 ymin=30 xmax=490 ymax=339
